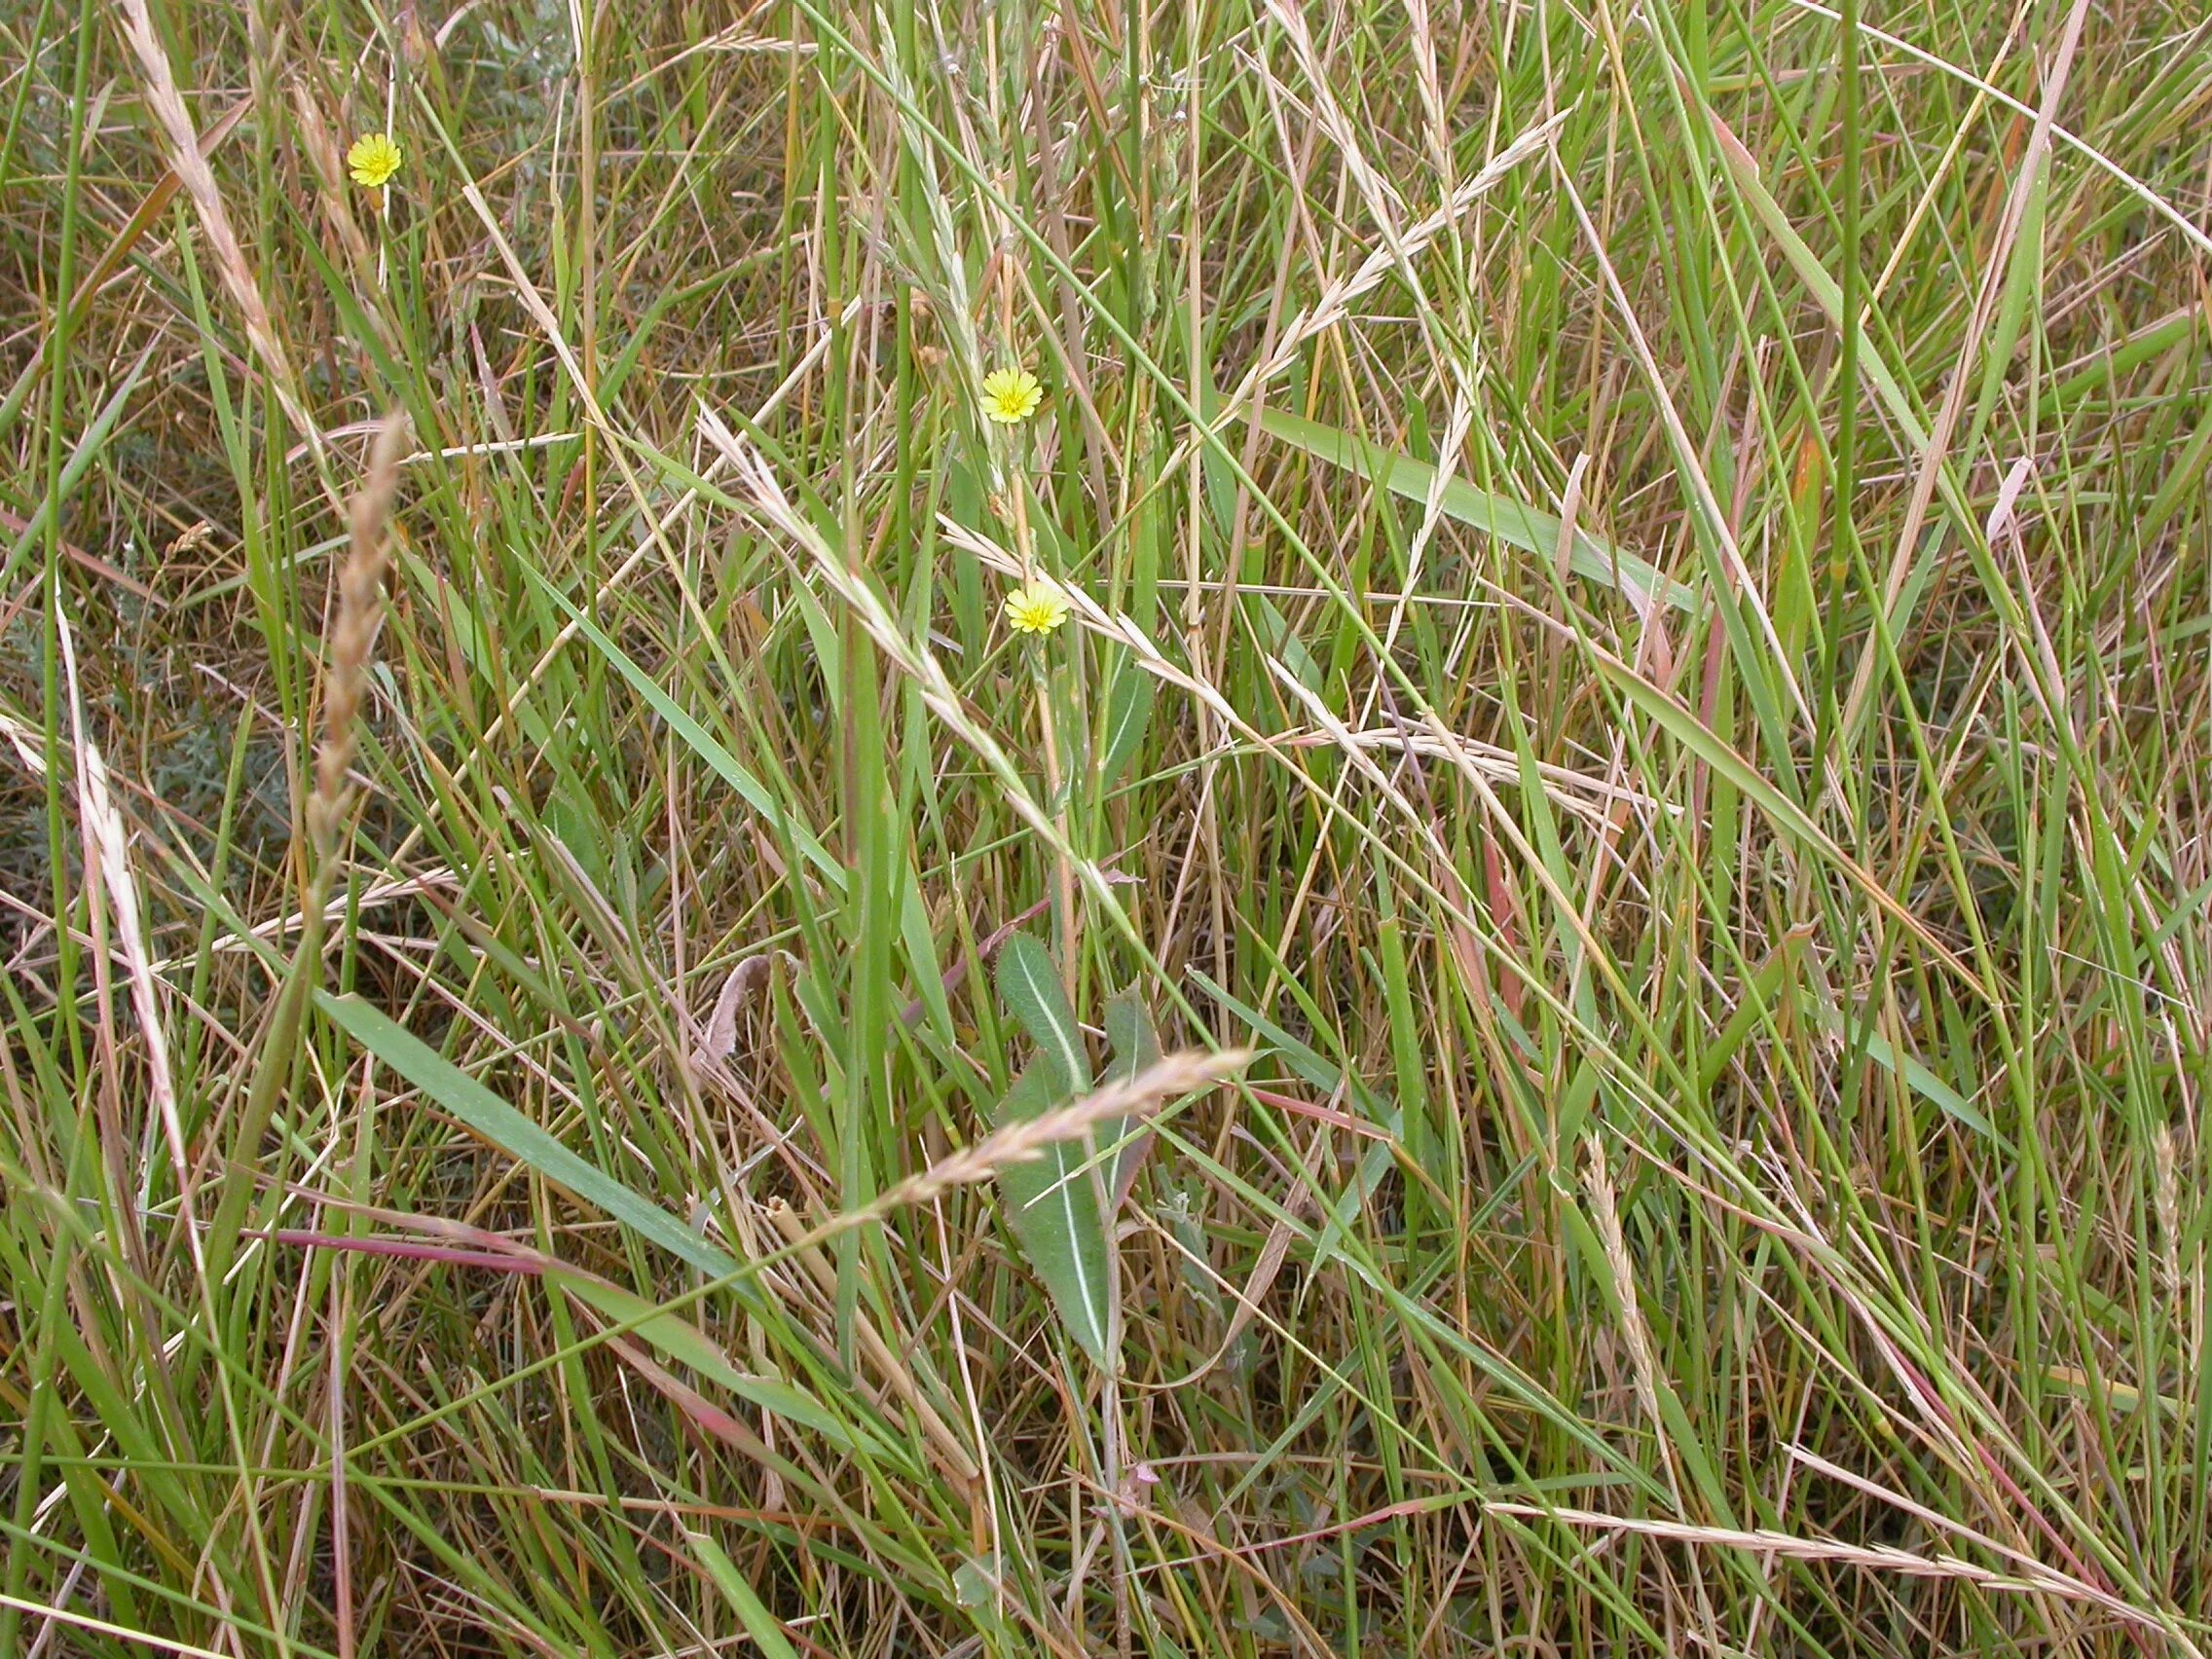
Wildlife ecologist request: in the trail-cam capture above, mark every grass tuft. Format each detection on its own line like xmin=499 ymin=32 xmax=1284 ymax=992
xmin=2 ymin=0 xmax=2208 ymax=1652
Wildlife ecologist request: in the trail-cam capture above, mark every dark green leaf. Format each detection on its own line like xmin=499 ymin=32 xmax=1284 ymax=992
xmin=1099 ymin=670 xmax=1156 ymax=790
xmin=995 ymin=931 xmax=1088 ymax=1094
xmin=993 ymin=1066 xmax=1117 ymax=1368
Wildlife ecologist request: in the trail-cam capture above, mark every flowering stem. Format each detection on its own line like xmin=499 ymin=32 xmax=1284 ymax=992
xmin=1031 ymin=651 xmax=1078 ymax=981
xmin=1007 ymin=482 xmax=1080 ymax=981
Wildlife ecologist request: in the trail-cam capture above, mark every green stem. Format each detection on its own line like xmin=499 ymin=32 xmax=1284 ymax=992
xmin=4 ymin=18 xmax=101 ymax=1645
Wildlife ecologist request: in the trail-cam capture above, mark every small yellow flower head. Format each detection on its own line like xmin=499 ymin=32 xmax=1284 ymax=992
xmin=348 ymin=132 xmax=402 ymax=189
xmin=980 ymin=367 xmax=1043 ymax=425
xmin=1003 ymin=580 xmax=1069 ymax=638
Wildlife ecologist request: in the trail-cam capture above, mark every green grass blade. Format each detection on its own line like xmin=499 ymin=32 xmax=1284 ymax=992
xmin=317 ymin=992 xmax=736 ymax=1279
xmin=1247 ymin=402 xmax=1698 ymax=612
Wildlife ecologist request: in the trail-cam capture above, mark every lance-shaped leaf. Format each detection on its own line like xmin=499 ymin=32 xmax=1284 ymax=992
xmin=995 ymin=930 xmax=1088 ymax=1094
xmin=992 ymin=931 xmax=1112 ymax=1364
xmin=992 ymin=1065 xmax=1117 ymax=1367
xmin=1103 ymin=988 xmax=1163 ymax=1209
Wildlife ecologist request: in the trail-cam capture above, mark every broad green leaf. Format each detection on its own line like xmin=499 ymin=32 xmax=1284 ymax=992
xmin=1102 ymin=989 xmax=1162 ymax=1203
xmin=317 ymin=992 xmax=736 ymax=1279
xmin=1098 ymin=668 xmax=1155 ymax=790
xmin=992 ymin=1065 xmax=1116 ymax=1368
xmin=1247 ymin=402 xmax=1697 ymax=613
xmin=953 ymin=1554 xmax=1002 ymax=1609
xmin=1102 ymin=989 xmax=1161 ymax=1084
xmin=994 ymin=931 xmax=1088 ymax=1094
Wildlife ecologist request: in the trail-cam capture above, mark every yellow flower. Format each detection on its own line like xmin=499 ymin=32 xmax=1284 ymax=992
xmin=980 ymin=367 xmax=1043 ymax=425
xmin=1003 ymin=580 xmax=1069 ymax=637
xmin=348 ymin=132 xmax=402 ymax=189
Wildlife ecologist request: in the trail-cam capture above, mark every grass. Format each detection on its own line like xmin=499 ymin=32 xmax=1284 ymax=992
xmin=0 ymin=0 xmax=2207 ymax=1652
